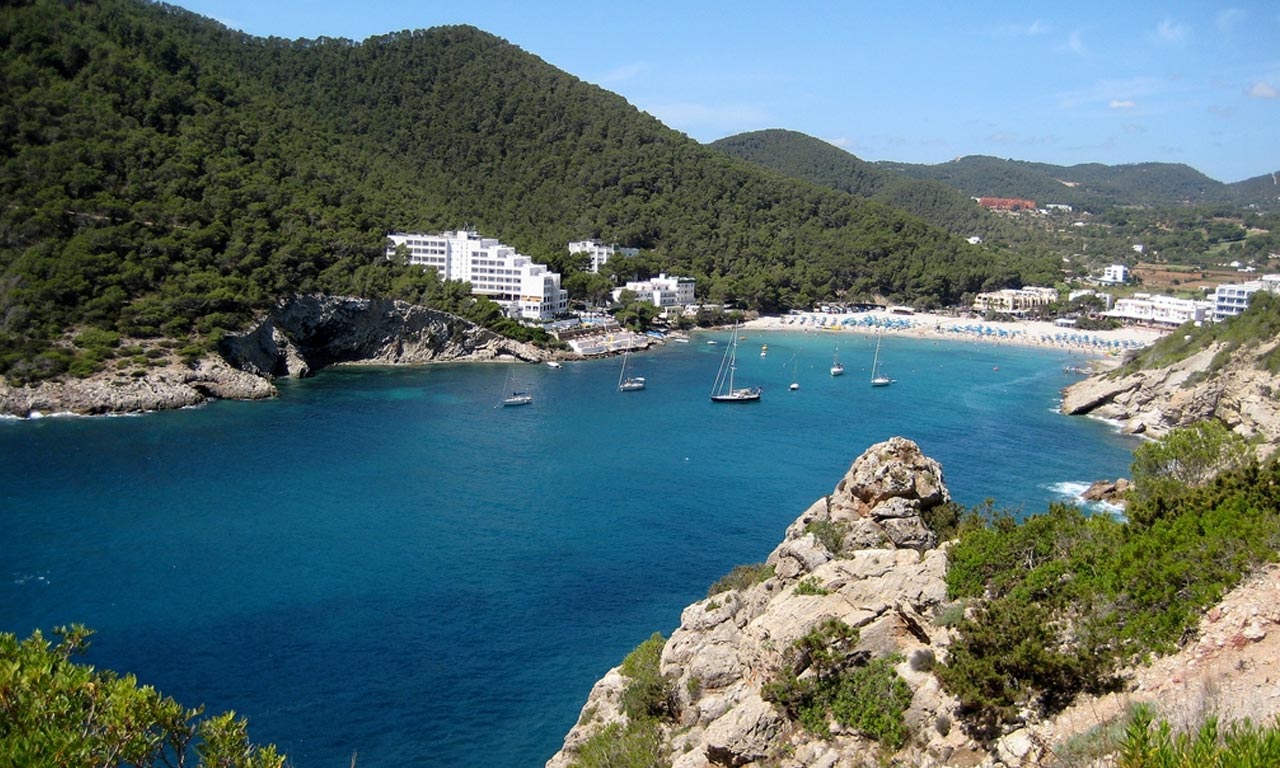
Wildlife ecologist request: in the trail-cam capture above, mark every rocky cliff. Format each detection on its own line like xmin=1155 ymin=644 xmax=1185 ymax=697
xmin=1061 ymin=338 xmax=1280 ymax=458
xmin=0 ymin=295 xmax=555 ymax=417
xmin=547 ymin=438 xmax=981 ymax=768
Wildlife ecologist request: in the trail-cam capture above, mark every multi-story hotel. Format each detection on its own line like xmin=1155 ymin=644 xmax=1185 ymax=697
xmin=386 ymin=229 xmax=568 ymax=320
xmin=1106 ymin=293 xmax=1214 ymax=327
xmin=611 ymin=273 xmax=696 ymax=307
xmin=1212 ymin=275 xmax=1280 ymax=321
xmin=971 ymin=286 xmax=1058 ymax=314
xmin=567 ymin=239 xmax=639 ymax=274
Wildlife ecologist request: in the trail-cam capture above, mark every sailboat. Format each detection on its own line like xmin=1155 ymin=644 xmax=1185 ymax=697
xmin=500 ymin=366 xmax=533 ymax=406
xmin=870 ymin=332 xmax=893 ymax=387
xmin=789 ymin=355 xmax=800 ymax=391
xmin=710 ymin=327 xmax=761 ymax=403
xmin=618 ymin=351 xmax=646 ymax=392
xmin=830 ymin=345 xmax=845 ymax=376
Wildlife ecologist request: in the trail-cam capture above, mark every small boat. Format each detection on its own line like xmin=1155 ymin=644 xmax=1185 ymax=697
xmin=760 ymin=344 xmax=768 ymax=357
xmin=870 ymin=332 xmax=893 ymax=387
xmin=545 ymin=361 xmax=563 ymax=368
xmin=618 ymin=351 xmax=646 ymax=392
xmin=502 ymin=391 xmax=533 ymax=406
xmin=710 ymin=327 xmax=761 ymax=403
xmin=830 ymin=345 xmax=845 ymax=376
xmin=789 ymin=355 xmax=800 ymax=391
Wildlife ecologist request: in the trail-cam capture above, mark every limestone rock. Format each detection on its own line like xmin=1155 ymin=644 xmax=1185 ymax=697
xmin=702 ymin=694 xmax=785 ymax=767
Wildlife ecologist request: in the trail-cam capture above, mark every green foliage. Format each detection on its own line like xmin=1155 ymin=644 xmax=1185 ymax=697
xmin=569 ymin=721 xmax=667 ymax=768
xmin=619 ymin=633 xmax=674 ymax=722
xmin=804 ymin=518 xmax=849 ymax=555
xmin=707 ymin=563 xmax=774 ymax=597
xmin=1 ymin=1 xmax=1065 ymax=383
xmin=0 ymin=625 xmax=283 ymax=768
xmin=762 ymin=620 xmax=912 ymax=748
xmin=939 ymin=454 xmax=1280 ymax=739
xmin=793 ymin=577 xmax=830 ymax=596
xmin=1129 ymin=421 xmax=1252 ymax=516
xmin=1116 ymin=705 xmax=1280 ymax=768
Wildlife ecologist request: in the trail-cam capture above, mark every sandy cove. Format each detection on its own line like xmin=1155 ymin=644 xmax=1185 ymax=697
xmin=741 ymin=310 xmax=1169 ymax=366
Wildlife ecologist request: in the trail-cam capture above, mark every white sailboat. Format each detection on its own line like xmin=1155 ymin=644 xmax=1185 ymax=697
xmin=618 ymin=351 xmax=646 ymax=392
xmin=870 ymin=332 xmax=893 ymax=387
xmin=499 ymin=366 xmax=533 ymax=406
xmin=830 ymin=345 xmax=845 ymax=376
xmin=710 ymin=327 xmax=761 ymax=403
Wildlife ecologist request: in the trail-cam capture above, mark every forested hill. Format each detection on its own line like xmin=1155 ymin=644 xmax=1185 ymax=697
xmin=874 ymin=155 xmax=1278 ymax=210
xmin=710 ymin=129 xmax=1053 ymax=251
xmin=0 ymin=0 xmax=1059 ymax=383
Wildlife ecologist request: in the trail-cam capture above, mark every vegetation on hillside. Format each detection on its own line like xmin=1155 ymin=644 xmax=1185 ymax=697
xmin=0 ymin=625 xmax=282 ymax=768
xmin=0 ymin=0 xmax=1058 ymax=385
xmin=938 ymin=423 xmax=1280 ymax=740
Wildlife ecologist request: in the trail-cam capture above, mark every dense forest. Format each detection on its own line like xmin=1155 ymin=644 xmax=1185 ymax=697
xmin=876 ymin=155 xmax=1279 ymax=211
xmin=0 ymin=0 xmax=1060 ymax=383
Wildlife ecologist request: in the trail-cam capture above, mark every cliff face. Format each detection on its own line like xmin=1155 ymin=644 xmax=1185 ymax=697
xmin=218 ymin=295 xmax=553 ymax=377
xmin=1061 ymin=338 xmax=1280 ymax=458
xmin=547 ymin=438 xmax=982 ymax=768
xmin=0 ymin=295 xmax=553 ymax=417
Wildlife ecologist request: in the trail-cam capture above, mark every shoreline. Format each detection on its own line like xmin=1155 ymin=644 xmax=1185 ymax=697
xmin=741 ymin=310 xmax=1168 ymax=365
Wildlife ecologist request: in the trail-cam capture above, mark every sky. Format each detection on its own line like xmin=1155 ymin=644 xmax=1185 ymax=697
xmin=179 ymin=1 xmax=1280 ymax=183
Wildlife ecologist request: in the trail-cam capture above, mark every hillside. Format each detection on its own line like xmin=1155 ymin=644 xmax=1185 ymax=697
xmin=710 ymin=129 xmax=1058 ymax=252
xmin=875 ymin=155 xmax=1277 ymax=210
xmin=0 ymin=0 xmax=1059 ymax=385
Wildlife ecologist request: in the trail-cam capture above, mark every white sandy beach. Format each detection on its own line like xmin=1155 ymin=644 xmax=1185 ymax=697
xmin=742 ymin=310 xmax=1168 ymax=364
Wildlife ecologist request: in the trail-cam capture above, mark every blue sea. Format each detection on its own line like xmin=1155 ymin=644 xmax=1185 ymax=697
xmin=0 ymin=331 xmax=1138 ymax=767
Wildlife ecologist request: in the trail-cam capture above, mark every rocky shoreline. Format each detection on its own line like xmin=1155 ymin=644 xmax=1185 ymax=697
xmin=0 ymin=295 xmax=557 ymax=418
xmin=1061 ymin=336 xmax=1280 ymax=459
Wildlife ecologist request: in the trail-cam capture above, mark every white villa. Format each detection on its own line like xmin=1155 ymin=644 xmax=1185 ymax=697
xmin=611 ymin=273 xmax=696 ymax=308
xmin=1106 ymin=293 xmax=1213 ymax=327
xmin=386 ymin=229 xmax=568 ymax=320
xmin=1212 ymin=275 xmax=1280 ymax=321
xmin=568 ymin=239 xmax=638 ymax=274
xmin=1100 ymin=264 xmax=1129 ymax=284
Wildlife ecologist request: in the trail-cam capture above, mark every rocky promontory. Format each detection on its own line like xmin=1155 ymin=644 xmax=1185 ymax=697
xmin=548 ymin=438 xmax=979 ymax=768
xmin=0 ymin=295 xmax=556 ymax=418
xmin=1061 ymin=337 xmax=1280 ymax=458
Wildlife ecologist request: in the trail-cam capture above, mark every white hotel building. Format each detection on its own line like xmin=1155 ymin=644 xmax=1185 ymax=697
xmin=1106 ymin=293 xmax=1213 ymax=327
xmin=386 ymin=229 xmax=568 ymax=320
xmin=611 ymin=273 xmax=696 ymax=308
xmin=1212 ymin=275 xmax=1280 ymax=321
xmin=567 ymin=239 xmax=639 ymax=274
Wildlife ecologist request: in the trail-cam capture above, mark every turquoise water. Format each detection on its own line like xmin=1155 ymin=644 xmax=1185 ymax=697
xmin=0 ymin=331 xmax=1137 ymax=767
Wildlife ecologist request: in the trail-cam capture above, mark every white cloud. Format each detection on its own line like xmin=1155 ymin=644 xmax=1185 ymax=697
xmin=1059 ymin=76 xmax=1164 ymax=109
xmin=1154 ymin=18 xmax=1190 ymax=45
xmin=597 ymin=62 xmax=646 ymax=84
xmin=991 ymin=19 xmax=1050 ymax=37
xmin=1057 ymin=31 xmax=1089 ymax=58
xmin=1109 ymin=99 xmax=1136 ymax=110
xmin=1250 ymin=81 xmax=1279 ymax=99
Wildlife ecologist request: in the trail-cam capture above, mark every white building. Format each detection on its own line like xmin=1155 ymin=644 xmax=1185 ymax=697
xmin=568 ymin=239 xmax=638 ymax=274
xmin=972 ymin=286 xmax=1058 ymax=314
xmin=1106 ymin=293 xmax=1213 ymax=327
xmin=611 ymin=273 xmax=696 ymax=308
xmin=386 ymin=229 xmax=568 ymax=320
xmin=1100 ymin=264 xmax=1129 ymax=284
xmin=1213 ymin=274 xmax=1280 ymax=321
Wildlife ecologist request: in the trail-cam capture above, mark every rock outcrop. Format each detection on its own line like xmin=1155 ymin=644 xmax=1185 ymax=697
xmin=219 ymin=295 xmax=554 ymax=377
xmin=0 ymin=295 xmax=557 ymax=417
xmin=1061 ymin=338 xmax=1280 ymax=458
xmin=547 ymin=438 xmax=979 ymax=768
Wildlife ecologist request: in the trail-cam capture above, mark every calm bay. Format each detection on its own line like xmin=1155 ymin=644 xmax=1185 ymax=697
xmin=1 ymin=330 xmax=1138 ymax=767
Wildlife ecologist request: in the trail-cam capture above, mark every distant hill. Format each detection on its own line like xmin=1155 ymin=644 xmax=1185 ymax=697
xmin=0 ymin=0 xmax=1057 ymax=381
xmin=874 ymin=155 xmax=1277 ymax=210
xmin=710 ymin=130 xmax=1050 ymax=248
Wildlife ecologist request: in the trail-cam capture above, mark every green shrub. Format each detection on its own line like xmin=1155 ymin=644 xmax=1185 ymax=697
xmin=620 ymin=633 xmax=674 ymax=722
xmin=1116 ymin=704 xmax=1280 ymax=768
xmin=828 ymin=656 xmax=913 ymax=749
xmin=794 ymin=577 xmax=830 ymax=596
xmin=804 ymin=519 xmax=849 ymax=555
xmin=707 ymin=563 xmax=774 ymax=597
xmin=569 ymin=721 xmax=667 ymax=768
